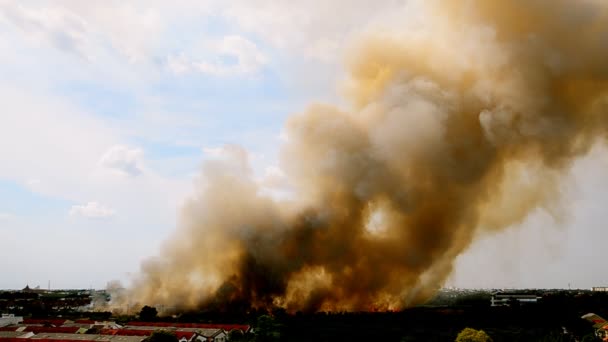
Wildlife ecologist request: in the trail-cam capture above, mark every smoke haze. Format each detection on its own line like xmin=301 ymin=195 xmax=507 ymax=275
xmin=126 ymin=0 xmax=608 ymax=312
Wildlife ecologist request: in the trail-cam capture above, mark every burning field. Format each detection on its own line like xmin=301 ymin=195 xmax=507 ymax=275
xmin=119 ymin=0 xmax=608 ymax=313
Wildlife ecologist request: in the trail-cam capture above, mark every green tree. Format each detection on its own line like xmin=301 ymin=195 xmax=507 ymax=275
xmin=455 ymin=328 xmax=493 ymax=342
xmin=139 ymin=305 xmax=158 ymax=321
xmin=147 ymin=330 xmax=178 ymax=342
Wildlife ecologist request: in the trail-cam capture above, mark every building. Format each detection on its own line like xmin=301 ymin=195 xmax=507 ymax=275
xmin=30 ymin=333 xmax=146 ymax=342
xmin=0 ymin=319 xmax=244 ymax=342
xmin=491 ymin=292 xmax=539 ymax=306
xmin=174 ymin=331 xmax=195 ymax=342
xmin=0 ymin=331 xmax=34 ymax=338
xmin=194 ymin=329 xmax=226 ymax=342
xmin=0 ymin=315 xmax=22 ymax=328
xmin=102 ymin=325 xmax=230 ymax=342
xmin=22 ymin=319 xmax=68 ymax=326
xmin=124 ymin=322 xmax=250 ymax=333
xmin=592 ymin=287 xmax=608 ymax=292
xmin=23 ymin=327 xmax=85 ymax=334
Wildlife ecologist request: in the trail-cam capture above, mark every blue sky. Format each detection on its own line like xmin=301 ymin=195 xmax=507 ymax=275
xmin=1 ymin=0 xmax=608 ymax=291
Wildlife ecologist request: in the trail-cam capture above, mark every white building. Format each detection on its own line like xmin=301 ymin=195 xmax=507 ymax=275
xmin=0 ymin=314 xmax=23 ymax=327
xmin=491 ymin=292 xmax=539 ymax=306
xmin=592 ymin=287 xmax=608 ymax=292
xmin=194 ymin=329 xmax=227 ymax=342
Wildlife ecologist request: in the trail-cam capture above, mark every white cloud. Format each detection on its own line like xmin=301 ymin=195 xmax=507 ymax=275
xmin=69 ymin=201 xmax=115 ymax=219
xmin=73 ymin=2 xmax=162 ymax=63
xmin=0 ymin=2 xmax=91 ymax=59
xmin=0 ymin=212 xmax=14 ymax=221
xmin=24 ymin=178 xmax=42 ymax=192
xmin=277 ymin=130 xmax=289 ymax=142
xmin=202 ymin=146 xmax=224 ymax=158
xmin=202 ymin=145 xmax=250 ymax=165
xmin=223 ymin=0 xmax=397 ymax=62
xmin=0 ymin=83 xmax=191 ymax=289
xmin=0 ymin=1 xmax=170 ymax=66
xmin=99 ymin=145 xmax=144 ymax=177
xmin=168 ymin=35 xmax=267 ymax=76
xmin=0 ymin=85 xmax=119 ymax=199
xmin=167 ymin=53 xmax=191 ymax=74
xmin=26 ymin=179 xmax=40 ymax=187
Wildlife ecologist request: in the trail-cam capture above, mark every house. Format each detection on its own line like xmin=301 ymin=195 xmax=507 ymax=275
xmin=0 ymin=315 xmax=23 ymax=328
xmin=174 ymin=331 xmax=195 ymax=342
xmin=104 ymin=327 xmax=215 ymax=342
xmin=122 ymin=322 xmax=249 ymax=341
xmin=101 ymin=328 xmax=197 ymax=342
xmin=23 ymin=327 xmax=82 ymax=334
xmin=193 ymin=329 xmax=226 ymax=342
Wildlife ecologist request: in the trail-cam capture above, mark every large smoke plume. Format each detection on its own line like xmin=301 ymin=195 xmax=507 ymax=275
xmin=126 ymin=0 xmax=608 ymax=312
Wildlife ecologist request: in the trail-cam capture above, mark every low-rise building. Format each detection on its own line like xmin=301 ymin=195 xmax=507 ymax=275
xmin=193 ymin=329 xmax=226 ymax=342
xmin=491 ymin=292 xmax=540 ymax=306
xmin=0 ymin=331 xmax=34 ymax=338
xmin=0 ymin=315 xmax=23 ymax=328
xmin=125 ymin=322 xmax=249 ymax=333
xmin=30 ymin=333 xmax=145 ymax=342
xmin=174 ymin=331 xmax=195 ymax=342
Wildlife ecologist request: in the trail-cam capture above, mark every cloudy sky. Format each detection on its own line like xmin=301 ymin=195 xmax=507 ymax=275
xmin=1 ymin=0 xmax=607 ymax=291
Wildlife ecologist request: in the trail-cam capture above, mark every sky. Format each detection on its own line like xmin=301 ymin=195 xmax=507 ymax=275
xmin=0 ymin=0 xmax=607 ymax=291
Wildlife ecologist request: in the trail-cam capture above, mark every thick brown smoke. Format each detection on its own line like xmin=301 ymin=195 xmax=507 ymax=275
xmin=127 ymin=0 xmax=608 ymax=312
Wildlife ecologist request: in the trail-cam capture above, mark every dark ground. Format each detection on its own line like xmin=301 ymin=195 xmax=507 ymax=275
xmin=2 ymin=289 xmax=607 ymax=341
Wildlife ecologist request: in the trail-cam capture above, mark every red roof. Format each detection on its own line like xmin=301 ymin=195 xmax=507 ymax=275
xmin=21 ymin=320 xmax=67 ymax=326
xmin=100 ymin=329 xmax=193 ymax=340
xmin=0 ymin=338 xmax=31 ymax=342
xmin=127 ymin=322 xmax=250 ymax=331
xmin=74 ymin=320 xmax=95 ymax=324
xmin=24 ymin=339 xmax=98 ymax=342
xmin=24 ymin=327 xmax=80 ymax=334
xmin=100 ymin=329 xmax=151 ymax=337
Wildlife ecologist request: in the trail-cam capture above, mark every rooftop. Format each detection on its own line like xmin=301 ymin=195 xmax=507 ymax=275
xmin=30 ymin=333 xmax=144 ymax=342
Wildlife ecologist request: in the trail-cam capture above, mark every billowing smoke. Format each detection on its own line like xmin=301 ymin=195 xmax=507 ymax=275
xmin=126 ymin=0 xmax=608 ymax=312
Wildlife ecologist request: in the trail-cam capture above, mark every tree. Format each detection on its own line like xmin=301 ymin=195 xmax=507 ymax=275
xmin=539 ymin=331 xmax=568 ymax=342
xmin=581 ymin=333 xmax=597 ymax=342
xmin=455 ymin=328 xmax=493 ymax=342
xmin=147 ymin=330 xmax=178 ymax=342
xmin=228 ymin=330 xmax=246 ymax=342
xmin=139 ymin=305 xmax=158 ymax=321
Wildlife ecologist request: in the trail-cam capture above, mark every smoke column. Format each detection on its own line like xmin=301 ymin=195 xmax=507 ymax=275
xmin=127 ymin=0 xmax=608 ymax=312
